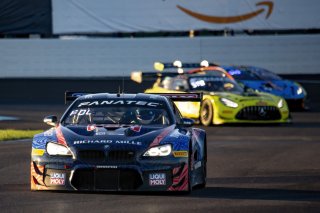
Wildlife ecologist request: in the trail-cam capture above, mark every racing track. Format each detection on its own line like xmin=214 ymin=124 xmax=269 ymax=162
xmin=0 ymin=79 xmax=320 ymax=212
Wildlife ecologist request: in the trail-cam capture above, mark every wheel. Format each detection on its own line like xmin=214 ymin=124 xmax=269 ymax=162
xmin=200 ymin=99 xmax=213 ymax=126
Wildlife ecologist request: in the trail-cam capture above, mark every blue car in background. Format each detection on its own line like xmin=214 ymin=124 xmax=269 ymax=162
xmin=223 ymin=65 xmax=307 ymax=110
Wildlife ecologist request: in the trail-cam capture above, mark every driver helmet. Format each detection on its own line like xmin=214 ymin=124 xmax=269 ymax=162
xmin=135 ymin=109 xmax=156 ymax=125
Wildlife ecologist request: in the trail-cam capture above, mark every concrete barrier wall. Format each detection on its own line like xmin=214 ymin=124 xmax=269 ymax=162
xmin=0 ymin=34 xmax=320 ymax=77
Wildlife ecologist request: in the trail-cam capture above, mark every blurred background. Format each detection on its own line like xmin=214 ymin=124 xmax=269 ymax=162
xmin=0 ymin=0 xmax=319 ymax=128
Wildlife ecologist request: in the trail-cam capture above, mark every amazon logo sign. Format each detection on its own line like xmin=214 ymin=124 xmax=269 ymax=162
xmin=177 ymin=1 xmax=274 ymax=24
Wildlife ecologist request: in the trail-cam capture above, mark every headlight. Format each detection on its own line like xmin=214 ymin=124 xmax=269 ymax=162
xmin=143 ymin=144 xmax=172 ymax=157
xmin=277 ymin=99 xmax=284 ymax=108
xmin=220 ymin=98 xmax=238 ymax=108
xmin=46 ymin=142 xmax=72 ymax=156
xmin=297 ymin=87 xmax=303 ymax=95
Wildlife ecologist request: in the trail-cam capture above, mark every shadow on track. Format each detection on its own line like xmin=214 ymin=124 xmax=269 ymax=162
xmin=190 ymin=187 xmax=320 ymax=202
xmin=30 ymin=184 xmax=320 ymax=203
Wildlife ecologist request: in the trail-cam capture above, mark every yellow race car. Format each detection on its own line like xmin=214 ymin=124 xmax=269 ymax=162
xmin=132 ymin=63 xmax=291 ymax=126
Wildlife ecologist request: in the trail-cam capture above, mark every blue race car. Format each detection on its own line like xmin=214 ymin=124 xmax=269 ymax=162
xmin=223 ymin=65 xmax=307 ymax=110
xmin=31 ymin=92 xmax=206 ymax=192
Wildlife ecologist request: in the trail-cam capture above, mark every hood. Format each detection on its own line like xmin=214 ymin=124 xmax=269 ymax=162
xmin=54 ymin=124 xmax=177 ymax=151
xmin=206 ymin=91 xmax=278 ymax=103
xmin=241 ymin=80 xmax=303 ymax=99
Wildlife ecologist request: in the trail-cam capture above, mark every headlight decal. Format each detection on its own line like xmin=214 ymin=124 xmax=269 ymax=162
xmin=220 ymin=98 xmax=238 ymax=108
xmin=143 ymin=144 xmax=172 ymax=157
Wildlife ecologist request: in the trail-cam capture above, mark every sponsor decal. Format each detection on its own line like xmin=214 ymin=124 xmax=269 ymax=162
xmin=50 ymin=173 xmax=65 ymax=185
xmin=116 ymin=140 xmax=142 ymax=145
xmin=177 ymin=1 xmax=273 ymax=24
xmin=130 ymin=125 xmax=141 ymax=132
xmin=77 ymin=100 xmax=160 ymax=108
xmin=95 ymin=131 xmax=106 ymax=136
xmin=31 ymin=148 xmax=45 ymax=156
xmin=70 ymin=109 xmax=91 ymax=116
xmin=73 ymin=139 xmax=142 ymax=146
xmin=87 ymin=124 xmax=96 ymax=132
xmin=149 ymin=173 xmax=166 ymax=186
xmin=173 ymin=151 xmax=188 ymax=158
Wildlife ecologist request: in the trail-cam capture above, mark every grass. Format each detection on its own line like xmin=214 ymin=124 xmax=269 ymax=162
xmin=0 ymin=129 xmax=43 ymax=141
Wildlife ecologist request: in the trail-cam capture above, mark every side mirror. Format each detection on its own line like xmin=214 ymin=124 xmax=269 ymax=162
xmin=181 ymin=118 xmax=194 ymax=127
xmin=43 ymin=115 xmax=58 ymax=127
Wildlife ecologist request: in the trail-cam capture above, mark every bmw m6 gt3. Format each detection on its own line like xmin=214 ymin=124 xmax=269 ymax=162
xmin=31 ymin=93 xmax=206 ymax=192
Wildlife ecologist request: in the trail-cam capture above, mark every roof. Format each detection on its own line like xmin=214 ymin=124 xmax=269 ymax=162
xmin=76 ymin=93 xmax=168 ymax=102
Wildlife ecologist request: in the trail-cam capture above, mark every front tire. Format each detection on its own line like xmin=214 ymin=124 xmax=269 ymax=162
xmin=200 ymin=99 xmax=214 ymax=126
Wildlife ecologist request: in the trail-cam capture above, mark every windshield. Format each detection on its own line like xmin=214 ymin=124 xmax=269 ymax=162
xmin=189 ymin=76 xmax=244 ymax=93
xmin=62 ymin=99 xmax=172 ymax=126
xmin=251 ymin=67 xmax=282 ymax=80
xmin=226 ymin=68 xmax=260 ymax=80
xmin=227 ymin=67 xmax=282 ymax=81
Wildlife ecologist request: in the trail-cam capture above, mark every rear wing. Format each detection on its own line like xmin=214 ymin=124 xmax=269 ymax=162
xmin=150 ymin=93 xmax=202 ymax=102
xmin=65 ymin=91 xmax=91 ymax=104
xmin=132 ymin=60 xmax=220 ymax=83
xmin=154 ymin=60 xmax=219 ymax=71
xmin=131 ymin=71 xmax=178 ymax=83
xmin=65 ymin=91 xmax=201 ymax=105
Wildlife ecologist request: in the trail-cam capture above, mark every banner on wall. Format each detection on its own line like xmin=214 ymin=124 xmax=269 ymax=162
xmin=0 ymin=0 xmax=52 ymax=35
xmin=52 ymin=0 xmax=320 ymax=34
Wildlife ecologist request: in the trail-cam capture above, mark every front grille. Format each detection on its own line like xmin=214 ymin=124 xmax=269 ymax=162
xmin=78 ymin=150 xmax=136 ymax=164
xmin=107 ymin=150 xmax=135 ymax=163
xmin=78 ymin=150 xmax=106 ymax=163
xmin=236 ymin=106 xmax=281 ymax=120
xmin=71 ymin=169 xmax=142 ymax=191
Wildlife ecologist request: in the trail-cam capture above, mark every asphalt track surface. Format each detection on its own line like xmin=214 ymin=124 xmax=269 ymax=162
xmin=0 ymin=78 xmax=320 ymax=212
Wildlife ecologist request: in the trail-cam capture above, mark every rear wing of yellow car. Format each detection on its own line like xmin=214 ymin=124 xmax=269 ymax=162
xmin=131 ymin=71 xmax=179 ymax=83
xmin=131 ymin=60 xmax=220 ymax=83
xmin=149 ymin=93 xmax=202 ymax=102
xmin=154 ymin=60 xmax=219 ymax=71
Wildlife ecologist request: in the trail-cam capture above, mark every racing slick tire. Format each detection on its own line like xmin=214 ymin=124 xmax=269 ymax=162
xmin=200 ymin=99 xmax=213 ymax=126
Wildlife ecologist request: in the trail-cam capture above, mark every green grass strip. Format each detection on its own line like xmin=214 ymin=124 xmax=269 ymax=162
xmin=0 ymin=129 xmax=43 ymax=141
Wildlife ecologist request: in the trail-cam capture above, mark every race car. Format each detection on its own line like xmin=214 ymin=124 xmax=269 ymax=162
xmin=31 ymin=92 xmax=207 ymax=192
xmin=132 ymin=61 xmax=291 ymax=126
xmin=223 ymin=65 xmax=308 ymax=110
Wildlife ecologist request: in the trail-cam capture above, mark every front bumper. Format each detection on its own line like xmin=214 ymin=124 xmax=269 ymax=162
xmin=31 ymin=158 xmax=189 ymax=192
